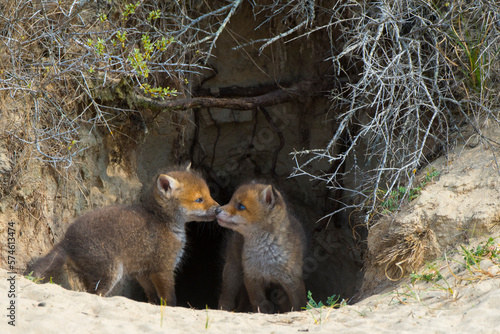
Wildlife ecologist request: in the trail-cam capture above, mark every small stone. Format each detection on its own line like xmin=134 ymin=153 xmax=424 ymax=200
xmin=488 ymin=265 xmax=500 ymax=276
xmin=479 ymin=259 xmax=494 ymax=272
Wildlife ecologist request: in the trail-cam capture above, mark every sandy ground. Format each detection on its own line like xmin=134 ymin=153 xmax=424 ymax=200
xmin=2 ymin=258 xmax=500 ymax=334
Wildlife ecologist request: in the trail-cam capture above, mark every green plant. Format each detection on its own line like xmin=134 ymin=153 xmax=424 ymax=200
xmin=305 ymin=291 xmax=346 ymax=309
xmin=463 ymin=237 xmax=500 ymax=268
xmin=98 ymin=13 xmax=107 ymax=22
xmin=148 ymin=10 xmax=161 ymax=22
xmin=410 ymin=263 xmax=443 ymax=284
xmin=421 ymin=169 xmax=441 ymax=186
xmin=160 ymin=298 xmax=166 ymax=327
xmin=308 ymin=307 xmax=324 ymax=325
xmin=408 ymin=260 xmax=454 ymax=298
xmin=95 ymin=38 xmax=106 ymax=56
xmin=205 ymin=305 xmax=212 ymax=329
xmin=449 ymin=10 xmax=493 ymax=92
xmin=379 ymin=169 xmax=440 ymax=213
xmin=115 ymin=30 xmax=127 ymax=48
xmin=396 ymin=284 xmax=423 ymax=303
xmin=24 ymin=271 xmax=43 ymax=284
xmin=140 ymin=83 xmax=178 ymax=99
xmin=25 ymin=271 xmax=61 ymax=286
xmin=380 ymin=187 xmax=414 ymax=212
xmin=123 ymin=1 xmax=141 ymax=20
xmin=304 ymin=291 xmax=346 ymax=325
xmin=128 ymin=48 xmax=150 ymax=78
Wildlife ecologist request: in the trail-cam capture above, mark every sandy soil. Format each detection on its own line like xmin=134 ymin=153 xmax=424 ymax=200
xmin=3 ymin=254 xmax=500 ymax=334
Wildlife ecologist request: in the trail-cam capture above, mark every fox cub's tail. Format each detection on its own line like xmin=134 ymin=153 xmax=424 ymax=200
xmin=28 ymin=243 xmax=68 ymax=282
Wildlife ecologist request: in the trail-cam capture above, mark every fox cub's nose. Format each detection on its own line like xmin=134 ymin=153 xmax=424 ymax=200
xmin=215 ymin=207 xmax=221 ymax=215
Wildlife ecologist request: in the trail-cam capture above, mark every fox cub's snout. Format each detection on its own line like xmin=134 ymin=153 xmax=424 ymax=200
xmin=215 ymin=183 xmax=282 ymax=231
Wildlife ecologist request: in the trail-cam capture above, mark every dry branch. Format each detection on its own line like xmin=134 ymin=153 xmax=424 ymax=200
xmin=133 ymin=81 xmax=319 ymax=111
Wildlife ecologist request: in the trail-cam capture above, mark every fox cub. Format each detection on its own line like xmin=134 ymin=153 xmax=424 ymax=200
xmin=29 ymin=165 xmax=218 ymax=306
xmin=216 ymin=183 xmax=306 ymax=313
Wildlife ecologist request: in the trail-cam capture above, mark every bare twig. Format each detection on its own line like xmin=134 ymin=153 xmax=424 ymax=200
xmin=291 ymin=0 xmax=500 ymax=224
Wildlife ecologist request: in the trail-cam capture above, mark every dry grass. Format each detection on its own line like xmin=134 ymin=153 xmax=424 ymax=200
xmin=389 ymin=235 xmax=500 ymax=305
xmin=373 ymin=225 xmax=440 ymax=281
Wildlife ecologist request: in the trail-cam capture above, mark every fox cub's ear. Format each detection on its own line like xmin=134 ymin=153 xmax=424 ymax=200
xmin=261 ymin=185 xmax=278 ymax=208
xmin=157 ymin=174 xmax=180 ymax=198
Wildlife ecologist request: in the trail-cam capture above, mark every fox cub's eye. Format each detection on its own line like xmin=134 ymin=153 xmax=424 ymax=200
xmin=237 ymin=203 xmax=246 ymax=211
xmin=195 ymin=197 xmax=204 ymax=203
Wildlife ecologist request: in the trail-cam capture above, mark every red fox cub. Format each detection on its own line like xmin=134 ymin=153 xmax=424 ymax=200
xmin=216 ymin=183 xmax=306 ymax=313
xmin=29 ymin=165 xmax=218 ymax=306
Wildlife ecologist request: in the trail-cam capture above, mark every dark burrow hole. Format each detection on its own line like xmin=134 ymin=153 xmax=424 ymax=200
xmin=175 ymin=222 xmax=226 ymax=309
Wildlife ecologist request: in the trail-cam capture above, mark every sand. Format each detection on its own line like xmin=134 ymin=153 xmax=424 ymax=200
xmin=2 ymin=258 xmax=500 ymax=334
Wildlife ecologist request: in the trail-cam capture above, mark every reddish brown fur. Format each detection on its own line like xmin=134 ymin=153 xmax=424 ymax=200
xmin=216 ymin=183 xmax=306 ymax=313
xmin=28 ymin=166 xmax=218 ymax=306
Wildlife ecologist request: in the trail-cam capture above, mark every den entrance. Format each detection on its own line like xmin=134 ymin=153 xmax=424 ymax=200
xmin=125 ymin=102 xmax=368 ymax=308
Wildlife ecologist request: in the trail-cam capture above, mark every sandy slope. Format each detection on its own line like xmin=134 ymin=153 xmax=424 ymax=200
xmin=2 ymin=265 xmax=499 ymax=334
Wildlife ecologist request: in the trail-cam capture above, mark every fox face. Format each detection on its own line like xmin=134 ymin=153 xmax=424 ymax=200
xmin=215 ymin=183 xmax=284 ymax=232
xmin=156 ymin=169 xmax=219 ymax=222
